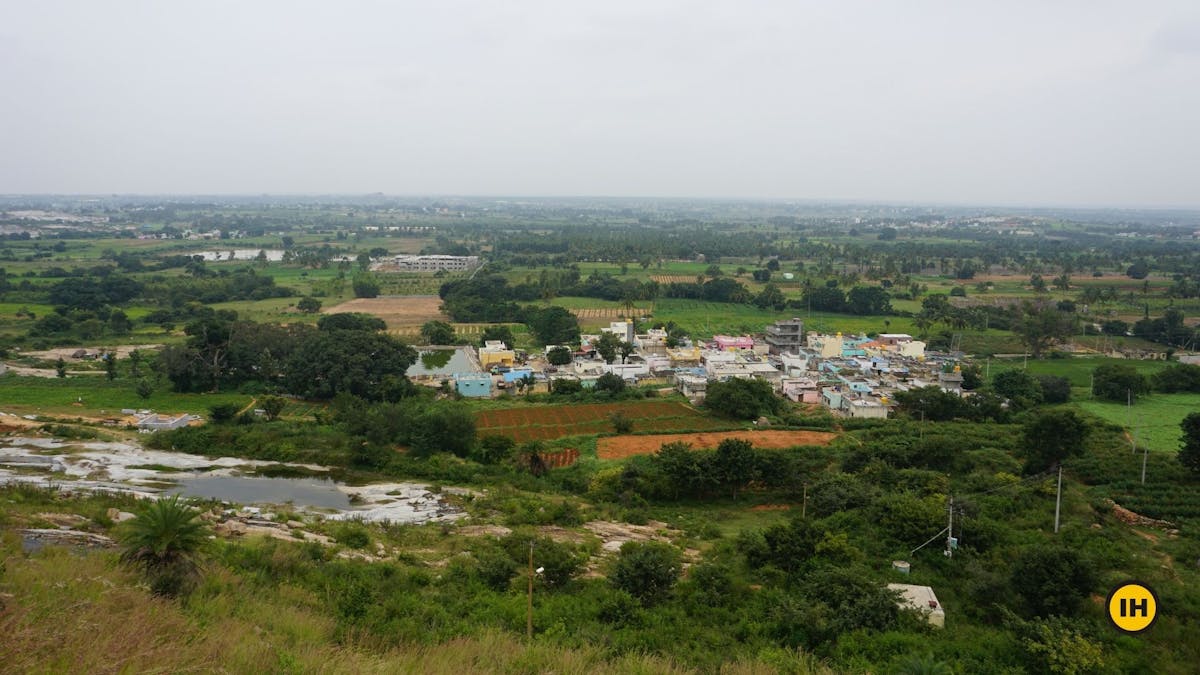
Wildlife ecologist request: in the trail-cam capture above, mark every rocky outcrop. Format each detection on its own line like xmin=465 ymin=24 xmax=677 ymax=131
xmin=1106 ymin=499 xmax=1178 ymax=531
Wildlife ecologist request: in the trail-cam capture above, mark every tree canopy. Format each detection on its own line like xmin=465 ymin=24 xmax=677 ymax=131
xmin=704 ymin=378 xmax=780 ymax=420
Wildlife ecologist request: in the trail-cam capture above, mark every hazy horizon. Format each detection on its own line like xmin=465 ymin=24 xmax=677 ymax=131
xmin=3 ymin=2 xmax=1199 ymax=207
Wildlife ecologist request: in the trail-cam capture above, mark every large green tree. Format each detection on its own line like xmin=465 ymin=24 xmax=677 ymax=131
xmin=1021 ymin=409 xmax=1088 ymax=473
xmin=1091 ymin=364 xmax=1150 ymax=402
xmin=420 ymin=320 xmax=456 ymax=345
xmin=1013 ymin=301 xmax=1077 ymax=358
xmin=1179 ymin=413 xmax=1200 ymax=475
xmin=524 ymin=306 xmax=580 ymax=345
xmin=704 ymin=378 xmax=780 ymax=420
xmin=480 ymin=325 xmax=516 ymax=347
xmin=546 ymin=346 xmax=573 ymax=366
xmin=992 ymin=370 xmax=1044 ymax=410
xmin=845 ymin=286 xmax=893 ymax=315
xmin=285 ymin=330 xmax=416 ymax=401
xmin=593 ymin=332 xmax=624 ymax=364
xmin=712 ymin=438 xmax=757 ymax=499
xmin=893 ymin=385 xmax=967 ymax=421
xmin=317 ymin=312 xmax=386 ymax=332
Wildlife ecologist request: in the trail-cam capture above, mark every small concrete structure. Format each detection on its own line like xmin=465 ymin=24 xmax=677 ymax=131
xmin=676 ymin=374 xmax=708 ymax=401
xmin=454 ymin=373 xmax=492 ymax=398
xmin=847 ymin=398 xmax=889 ymax=419
xmin=137 ymin=413 xmax=194 ymax=432
xmin=888 ymin=583 xmax=945 ymax=628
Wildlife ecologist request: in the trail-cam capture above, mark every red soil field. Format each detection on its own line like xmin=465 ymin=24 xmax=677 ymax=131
xmin=597 ymin=430 xmax=838 ymax=460
xmin=475 ymin=401 xmax=729 ymax=442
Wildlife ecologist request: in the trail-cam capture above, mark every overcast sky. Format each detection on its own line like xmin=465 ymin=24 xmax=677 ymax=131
xmin=2 ymin=1 xmax=1198 ymax=206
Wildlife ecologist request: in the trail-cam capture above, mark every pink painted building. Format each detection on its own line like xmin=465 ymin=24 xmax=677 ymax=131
xmin=713 ymin=335 xmax=754 ymax=350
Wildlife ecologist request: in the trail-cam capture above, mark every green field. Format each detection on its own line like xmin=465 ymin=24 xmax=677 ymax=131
xmin=0 ymin=374 xmax=249 ymax=417
xmin=651 ymin=298 xmax=914 ymax=337
xmin=986 ymin=356 xmax=1168 ymax=388
xmin=1077 ymin=392 xmax=1200 ymax=453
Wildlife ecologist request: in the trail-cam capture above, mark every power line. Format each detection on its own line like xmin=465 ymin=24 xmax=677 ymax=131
xmin=957 ymin=468 xmax=1057 ymax=500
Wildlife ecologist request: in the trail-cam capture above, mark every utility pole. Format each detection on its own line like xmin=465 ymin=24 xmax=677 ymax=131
xmin=802 ymin=483 xmax=808 ymax=519
xmin=526 ymin=541 xmax=534 ymax=640
xmin=945 ymin=495 xmax=954 ymax=558
xmin=1141 ymin=445 xmax=1149 ymax=485
xmin=1054 ymin=465 xmax=1063 ymax=533
xmin=1128 ymin=389 xmax=1135 ymax=454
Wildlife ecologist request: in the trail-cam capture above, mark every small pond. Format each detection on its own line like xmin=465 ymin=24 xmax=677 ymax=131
xmin=167 ymin=476 xmax=351 ymax=509
xmin=406 ymin=347 xmax=477 ymax=377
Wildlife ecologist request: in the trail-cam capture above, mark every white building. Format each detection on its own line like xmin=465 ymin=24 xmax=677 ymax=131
xmin=390 ymin=255 xmax=479 ymax=271
xmin=847 ymin=399 xmax=889 ymax=419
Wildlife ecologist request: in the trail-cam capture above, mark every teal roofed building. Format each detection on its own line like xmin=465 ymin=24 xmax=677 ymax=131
xmin=454 ymin=373 xmax=492 ymax=398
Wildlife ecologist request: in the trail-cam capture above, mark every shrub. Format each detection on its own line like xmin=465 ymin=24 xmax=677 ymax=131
xmin=333 ymin=522 xmax=371 ymax=549
xmin=610 ymin=411 xmax=633 ymax=433
xmin=609 ymin=541 xmax=681 ymax=605
xmin=208 ymin=403 xmax=241 ymax=424
xmin=475 ymin=435 xmax=516 ymax=464
xmin=501 ymin=532 xmax=584 ymax=588
xmin=595 ymin=373 xmax=626 ymax=395
xmin=1091 ymin=364 xmax=1149 ymax=402
xmin=259 ymin=395 xmax=287 ymax=421
xmin=1010 ymin=546 xmax=1097 ymax=618
xmin=1035 ymin=375 xmax=1071 ymax=403
xmin=475 ymin=544 xmax=518 ymax=591
xmin=1153 ymin=363 xmax=1200 ymax=393
xmin=992 ymin=370 xmax=1043 ymax=410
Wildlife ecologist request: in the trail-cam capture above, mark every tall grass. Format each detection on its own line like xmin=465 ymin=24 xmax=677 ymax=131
xmin=0 ymin=544 xmax=833 ymax=674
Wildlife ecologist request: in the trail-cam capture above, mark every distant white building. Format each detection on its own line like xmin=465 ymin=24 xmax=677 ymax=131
xmin=390 ymin=255 xmax=479 ymax=271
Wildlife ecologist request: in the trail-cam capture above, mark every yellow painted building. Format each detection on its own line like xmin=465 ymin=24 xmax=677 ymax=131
xmin=478 ymin=341 xmax=516 ymax=368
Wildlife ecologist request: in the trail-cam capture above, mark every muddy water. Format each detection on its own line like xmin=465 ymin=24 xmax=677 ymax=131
xmin=167 ymin=476 xmax=351 ymax=509
xmin=0 ymin=437 xmax=461 ymax=523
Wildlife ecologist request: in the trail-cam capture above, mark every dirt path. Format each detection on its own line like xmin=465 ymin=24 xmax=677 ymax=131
xmin=20 ymin=344 xmax=162 ymax=360
xmin=2 ymin=365 xmax=106 ymax=378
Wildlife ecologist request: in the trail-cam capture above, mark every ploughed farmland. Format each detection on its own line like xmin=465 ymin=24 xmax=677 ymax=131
xmin=474 ymin=401 xmax=733 ymax=442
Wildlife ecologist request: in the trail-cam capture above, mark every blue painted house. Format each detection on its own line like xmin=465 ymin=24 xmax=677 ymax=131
xmin=502 ymin=367 xmax=534 ymax=383
xmin=455 ymin=373 xmax=492 ymax=398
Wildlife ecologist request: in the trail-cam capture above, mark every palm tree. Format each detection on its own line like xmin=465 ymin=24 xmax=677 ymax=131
xmin=118 ymin=495 xmax=208 ymax=597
